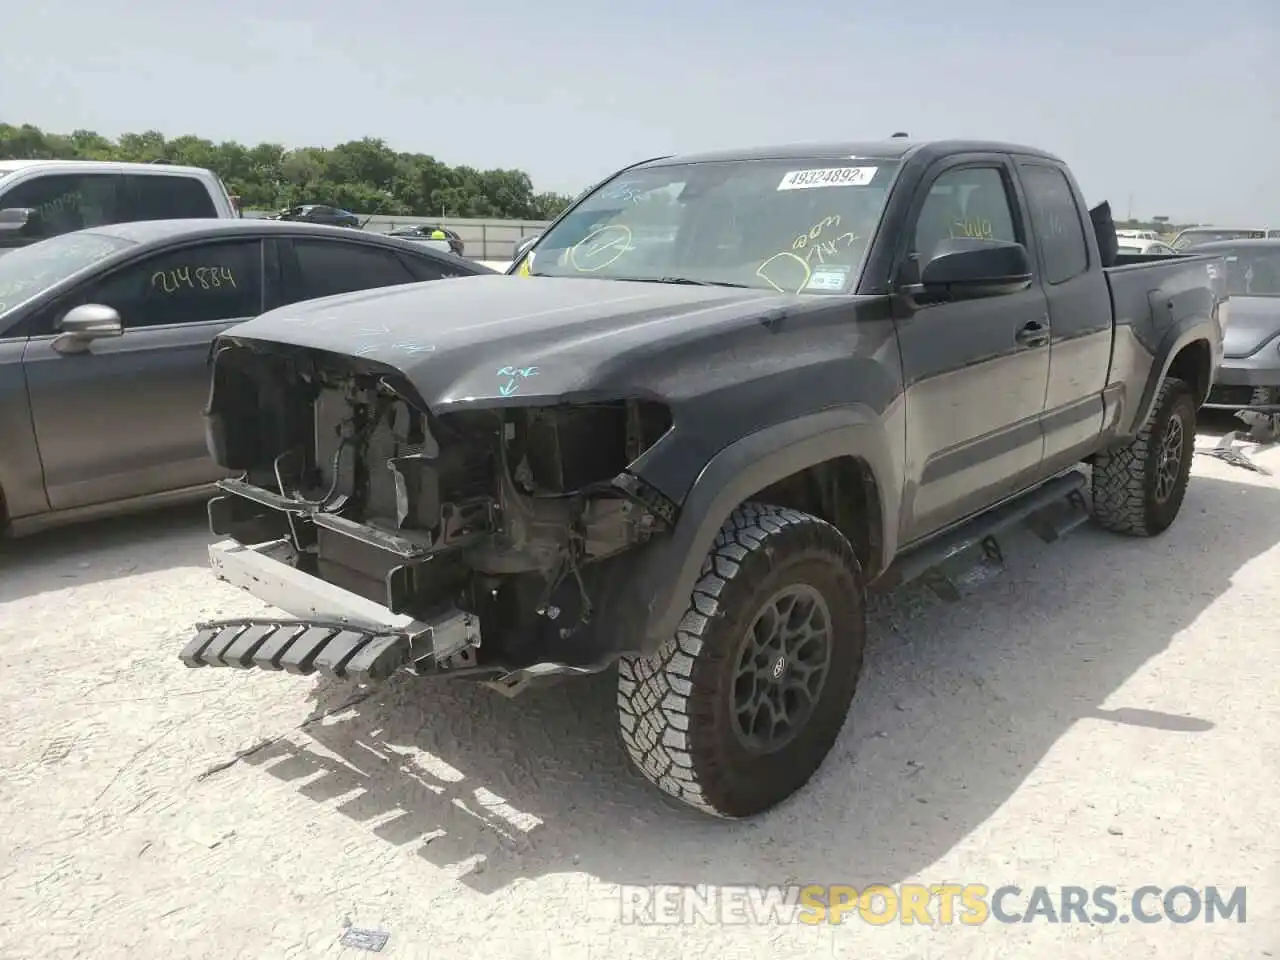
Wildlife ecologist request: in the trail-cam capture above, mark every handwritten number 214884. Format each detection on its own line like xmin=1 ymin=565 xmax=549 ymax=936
xmin=151 ymin=266 xmax=237 ymax=294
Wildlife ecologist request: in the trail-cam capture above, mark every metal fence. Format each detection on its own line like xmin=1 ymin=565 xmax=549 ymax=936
xmin=243 ymin=211 xmax=549 ymax=261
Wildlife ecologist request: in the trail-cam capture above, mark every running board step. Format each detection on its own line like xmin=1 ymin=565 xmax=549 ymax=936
xmin=1021 ymin=487 xmax=1091 ymax=544
xmin=880 ymin=470 xmax=1091 ymax=601
xmin=918 ymin=535 xmax=1005 ymax=603
xmin=179 ymin=618 xmax=411 ymax=683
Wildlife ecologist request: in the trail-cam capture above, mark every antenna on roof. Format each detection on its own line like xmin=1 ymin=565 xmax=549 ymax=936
xmin=891 ymin=131 xmax=910 ymax=139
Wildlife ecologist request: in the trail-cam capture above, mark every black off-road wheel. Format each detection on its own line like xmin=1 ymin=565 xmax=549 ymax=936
xmin=1091 ymin=376 xmax=1196 ymax=536
xmin=616 ymin=503 xmax=866 ymax=819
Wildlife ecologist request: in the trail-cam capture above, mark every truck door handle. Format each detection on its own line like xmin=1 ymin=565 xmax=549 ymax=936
xmin=1015 ymin=320 xmax=1049 ymax=348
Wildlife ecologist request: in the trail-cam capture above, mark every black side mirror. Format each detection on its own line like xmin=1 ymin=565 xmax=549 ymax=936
xmin=910 ymin=237 xmax=1033 ymax=301
xmin=512 ymin=234 xmax=539 ymax=263
xmin=0 ymin=207 xmax=39 ymax=235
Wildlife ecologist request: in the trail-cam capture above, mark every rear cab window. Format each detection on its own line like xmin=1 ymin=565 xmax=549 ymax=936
xmin=121 ymin=174 xmax=219 ymax=221
xmin=1018 ymin=163 xmax=1090 ymax=284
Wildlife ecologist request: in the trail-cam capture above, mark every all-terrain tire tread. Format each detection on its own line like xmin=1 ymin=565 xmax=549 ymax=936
xmin=1090 ymin=376 xmax=1193 ymax=536
xmin=616 ymin=502 xmax=859 ymax=818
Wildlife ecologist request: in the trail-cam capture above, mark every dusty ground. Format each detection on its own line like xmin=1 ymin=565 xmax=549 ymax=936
xmin=2 ymin=418 xmax=1278 ymax=959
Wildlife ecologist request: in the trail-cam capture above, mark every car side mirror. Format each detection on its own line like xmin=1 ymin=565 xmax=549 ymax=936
xmin=53 ymin=303 xmax=123 ymax=354
xmin=512 ymin=234 xmax=539 ymax=262
xmin=0 ymin=207 xmax=39 ymax=235
xmin=910 ymin=237 xmax=1033 ymax=301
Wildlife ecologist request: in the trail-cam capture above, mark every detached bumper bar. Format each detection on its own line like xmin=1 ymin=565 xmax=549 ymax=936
xmin=179 ymin=538 xmax=480 ymax=681
xmin=180 ymin=618 xmax=412 ymax=682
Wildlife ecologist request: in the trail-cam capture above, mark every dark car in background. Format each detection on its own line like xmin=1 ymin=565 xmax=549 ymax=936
xmin=0 ymin=219 xmax=494 ymax=536
xmin=1198 ymin=239 xmax=1280 ymax=409
xmin=269 ymin=204 xmax=362 ymax=228
xmin=387 ymin=224 xmax=465 ymax=256
xmin=1170 ymin=226 xmax=1278 ymax=251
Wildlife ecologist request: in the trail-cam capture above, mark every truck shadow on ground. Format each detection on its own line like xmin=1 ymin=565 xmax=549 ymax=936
xmin=235 ymin=471 xmax=1278 ymax=896
xmin=0 ymin=502 xmax=210 ymax=603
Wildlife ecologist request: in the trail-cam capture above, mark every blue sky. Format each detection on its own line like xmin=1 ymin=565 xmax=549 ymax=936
xmin=4 ymin=0 xmax=1275 ymax=223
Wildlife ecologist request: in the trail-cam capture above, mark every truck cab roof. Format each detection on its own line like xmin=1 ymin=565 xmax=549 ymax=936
xmin=640 ymin=139 xmax=1064 ymax=169
xmin=0 ymin=158 xmax=219 ymax=178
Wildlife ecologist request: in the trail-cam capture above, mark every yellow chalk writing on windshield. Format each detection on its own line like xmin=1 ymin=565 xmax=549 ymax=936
xmin=569 ymin=224 xmax=632 ymax=273
xmin=792 ymin=215 xmax=842 ymax=251
xmin=773 ymin=215 xmax=861 ymax=270
xmin=802 ymin=232 xmax=859 ymax=265
xmin=756 ymin=251 xmax=812 ymax=294
xmin=151 ymin=265 xmax=237 ymax=294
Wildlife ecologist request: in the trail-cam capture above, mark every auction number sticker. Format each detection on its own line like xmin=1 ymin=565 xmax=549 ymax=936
xmin=777 ymin=167 xmax=879 ymax=191
xmin=805 ymin=266 xmax=850 ymax=291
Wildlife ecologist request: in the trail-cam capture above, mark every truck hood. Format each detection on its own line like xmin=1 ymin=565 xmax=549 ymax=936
xmin=225 ymin=274 xmax=817 ymax=407
xmin=1222 ymin=296 xmax=1280 ymax=358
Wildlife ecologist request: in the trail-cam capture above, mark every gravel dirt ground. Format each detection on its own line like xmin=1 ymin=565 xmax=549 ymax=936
xmin=2 ymin=417 xmax=1278 ymax=959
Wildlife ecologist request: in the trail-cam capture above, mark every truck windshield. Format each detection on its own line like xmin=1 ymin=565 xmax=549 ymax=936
xmin=0 ymin=231 xmax=133 ymax=318
xmin=1219 ymin=248 xmax=1280 ymax=297
xmin=527 ymin=158 xmax=902 ymax=294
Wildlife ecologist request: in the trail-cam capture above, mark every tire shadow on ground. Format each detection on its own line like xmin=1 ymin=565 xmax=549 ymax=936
xmin=226 ymin=471 xmax=1280 ymax=897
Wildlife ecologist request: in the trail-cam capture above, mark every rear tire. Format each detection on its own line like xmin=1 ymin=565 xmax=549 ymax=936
xmin=1091 ymin=376 xmax=1196 ymax=536
xmin=616 ymin=503 xmax=866 ymax=819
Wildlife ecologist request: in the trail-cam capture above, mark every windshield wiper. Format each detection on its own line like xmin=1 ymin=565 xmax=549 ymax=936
xmin=611 ymin=276 xmax=752 ymax=288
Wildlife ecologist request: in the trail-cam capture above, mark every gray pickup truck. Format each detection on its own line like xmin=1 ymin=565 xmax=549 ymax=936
xmin=181 ymin=138 xmax=1227 ymax=819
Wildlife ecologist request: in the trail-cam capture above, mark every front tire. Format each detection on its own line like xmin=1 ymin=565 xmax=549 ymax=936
xmin=616 ymin=503 xmax=866 ymax=819
xmin=1091 ymin=376 xmax=1196 ymax=536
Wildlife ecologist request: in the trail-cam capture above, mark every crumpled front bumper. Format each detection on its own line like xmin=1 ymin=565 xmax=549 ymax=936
xmin=178 ymin=538 xmax=481 ymax=681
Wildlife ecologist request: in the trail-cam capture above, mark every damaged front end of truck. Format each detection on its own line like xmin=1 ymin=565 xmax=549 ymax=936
xmin=181 ymin=334 xmax=678 ymax=696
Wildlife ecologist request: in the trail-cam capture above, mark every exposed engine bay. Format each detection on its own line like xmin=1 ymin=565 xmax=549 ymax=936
xmin=203 ymin=341 xmax=675 ymax=678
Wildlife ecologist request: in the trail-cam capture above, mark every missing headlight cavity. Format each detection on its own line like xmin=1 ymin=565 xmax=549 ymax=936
xmin=505 ymin=399 xmax=672 ymax=496
xmin=377 ymin=399 xmax=671 ymax=542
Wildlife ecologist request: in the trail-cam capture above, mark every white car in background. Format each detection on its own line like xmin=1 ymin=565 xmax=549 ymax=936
xmin=1117 ymin=237 xmax=1178 ymax=256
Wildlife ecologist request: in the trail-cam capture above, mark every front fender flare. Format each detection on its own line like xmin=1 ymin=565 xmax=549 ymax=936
xmin=618 ymin=405 xmax=899 ymax=655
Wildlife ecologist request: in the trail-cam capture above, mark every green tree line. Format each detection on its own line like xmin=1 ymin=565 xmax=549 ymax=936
xmin=0 ymin=121 xmax=574 ymax=220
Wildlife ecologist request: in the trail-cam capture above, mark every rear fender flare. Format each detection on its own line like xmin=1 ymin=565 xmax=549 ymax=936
xmin=1128 ymin=319 xmax=1216 ymax=438
xmin=624 ymin=406 xmax=898 ymax=655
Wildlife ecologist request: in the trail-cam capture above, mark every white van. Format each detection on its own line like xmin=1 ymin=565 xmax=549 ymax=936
xmin=0 ymin=160 xmax=239 ymax=253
